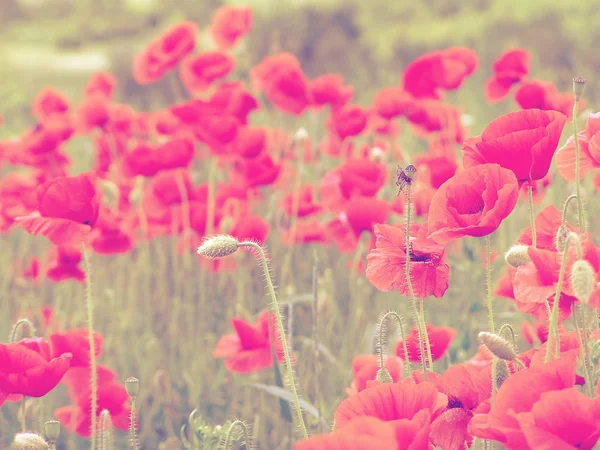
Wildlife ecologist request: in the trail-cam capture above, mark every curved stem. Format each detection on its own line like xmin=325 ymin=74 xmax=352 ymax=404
xmin=514 ymin=358 xmax=526 ymax=370
xmin=10 ymin=318 xmax=36 ymax=342
xmin=527 ymin=183 xmax=536 ymax=248
xmin=573 ymin=100 xmax=585 ymax=234
xmin=562 ymin=194 xmax=579 ymax=226
xmin=238 ymin=241 xmax=308 ymax=439
xmin=378 ymin=311 xmax=411 ymax=378
xmin=81 ymin=244 xmax=97 ymax=450
xmin=498 ymin=324 xmax=517 ymax=350
xmin=224 ymin=420 xmax=252 ymax=450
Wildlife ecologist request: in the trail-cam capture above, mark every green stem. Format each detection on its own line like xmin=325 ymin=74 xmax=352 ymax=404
xmin=545 ymin=233 xmax=581 ymax=363
xmin=580 ymin=304 xmax=593 ymax=396
xmin=562 ymin=194 xmax=579 ymax=225
xmin=224 ymin=420 xmax=251 ymax=450
xmin=378 ymin=311 xmax=411 ymax=378
xmin=206 ymin=157 xmax=218 ymax=237
xmin=527 ymin=183 xmax=536 ymax=248
xmin=10 ymin=318 xmax=36 ymax=342
xmin=129 ymin=398 xmax=138 ymax=450
xmin=485 ymin=235 xmax=495 ymax=333
xmin=573 ymin=99 xmax=585 ymax=234
xmin=238 ymin=241 xmax=308 ymax=439
xmin=81 ymin=244 xmax=97 ymax=450
xmin=418 ymin=299 xmax=433 ymax=372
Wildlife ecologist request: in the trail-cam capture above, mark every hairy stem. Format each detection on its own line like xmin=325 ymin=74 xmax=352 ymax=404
xmin=378 ymin=311 xmax=411 ymax=378
xmin=10 ymin=318 xmax=36 ymax=342
xmin=572 ymin=99 xmax=585 ymax=234
xmin=81 ymin=244 xmax=97 ymax=450
xmin=527 ymin=183 xmax=536 ymax=248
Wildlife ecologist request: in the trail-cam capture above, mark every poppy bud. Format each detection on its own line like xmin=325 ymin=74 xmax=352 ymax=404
xmin=505 ymin=245 xmax=530 ymax=268
xmin=571 ymin=260 xmax=595 ymax=304
xmin=125 ymin=376 xmax=140 ymax=398
xmin=370 ymin=146 xmax=385 ymax=162
xmin=44 ymin=420 xmax=60 ymax=441
xmin=555 ymin=225 xmax=570 ymax=253
xmin=478 ymin=331 xmax=516 ymax=361
xmin=495 ymin=360 xmax=510 ymax=389
xmin=375 ymin=368 xmax=393 ymax=384
xmin=573 ymin=76 xmax=587 ymax=101
xmin=11 ymin=433 xmax=49 ymax=450
xmin=294 ymin=127 xmax=308 ymax=142
xmin=197 ymin=235 xmax=239 ymax=259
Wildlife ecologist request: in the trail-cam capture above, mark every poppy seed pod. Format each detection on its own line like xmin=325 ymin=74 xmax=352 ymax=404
xmin=505 ymin=245 xmax=530 ymax=268
xmin=375 ymin=368 xmax=393 ymax=384
xmin=571 ymin=260 xmax=595 ymax=304
xmin=573 ymin=76 xmax=586 ymax=101
xmin=555 ymin=225 xmax=570 ymax=253
xmin=125 ymin=376 xmax=140 ymax=398
xmin=12 ymin=433 xmax=49 ymax=450
xmin=478 ymin=331 xmax=516 ymax=361
xmin=44 ymin=420 xmax=61 ymax=441
xmin=197 ymin=235 xmax=239 ymax=259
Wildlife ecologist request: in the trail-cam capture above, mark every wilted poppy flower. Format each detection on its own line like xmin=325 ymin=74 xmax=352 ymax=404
xmin=556 ymin=111 xmax=600 ymax=181
xmin=15 ymin=173 xmax=100 ymax=247
xmin=309 ymin=73 xmax=354 ymax=109
xmin=32 ymin=87 xmax=70 ymax=121
xmin=367 ymin=224 xmax=450 ymax=298
xmin=0 ymin=339 xmax=72 ymax=406
xmin=213 ymin=311 xmax=285 ymax=373
xmin=347 ymin=355 xmax=403 ymax=396
xmin=50 ymin=329 xmax=103 ymax=367
xmin=210 ymin=5 xmax=252 ymax=50
xmin=462 ymin=109 xmax=567 ymax=183
xmin=485 ymin=49 xmax=530 ymax=103
xmin=426 ymin=164 xmax=519 ymax=244
xmin=250 ymin=53 xmax=311 ymax=115
xmin=395 ymin=325 xmax=456 ymax=362
xmin=179 ymin=51 xmax=235 ymax=93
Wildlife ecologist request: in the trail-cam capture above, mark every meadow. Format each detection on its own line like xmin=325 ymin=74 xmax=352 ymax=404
xmin=1 ymin=1 xmax=600 ymax=449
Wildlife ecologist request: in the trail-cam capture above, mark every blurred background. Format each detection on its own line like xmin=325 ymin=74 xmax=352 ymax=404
xmin=1 ymin=0 xmax=599 ymax=133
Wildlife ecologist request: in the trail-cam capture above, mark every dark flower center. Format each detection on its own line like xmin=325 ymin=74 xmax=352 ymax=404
xmin=447 ymin=395 xmax=464 ymax=409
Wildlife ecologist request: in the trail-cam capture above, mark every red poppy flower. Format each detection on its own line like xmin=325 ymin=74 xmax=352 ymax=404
xmin=133 ymin=21 xmax=198 ymax=85
xmin=229 ymin=214 xmax=270 ymax=244
xmin=346 ymin=355 xmax=403 ymax=396
xmin=367 ymin=223 xmax=449 ymax=298
xmin=250 ymin=53 xmax=311 ymax=115
xmin=210 ymin=5 xmax=252 ymax=50
xmin=485 ymin=49 xmax=530 ymax=103
xmin=32 ymin=87 xmax=70 ymax=121
xmin=372 ymin=87 xmax=414 ymax=120
xmin=231 ymin=151 xmax=281 ymax=188
xmin=556 ymin=111 xmax=600 ymax=181
xmin=281 ymin=185 xmax=322 ymax=217
xmin=426 ymin=164 xmax=519 ymax=244
xmin=520 ymin=320 xmax=554 ymax=346
xmin=208 ymin=82 xmax=259 ymax=125
xmin=0 ymin=339 xmax=72 ymax=406
xmin=15 ymin=173 xmax=100 ymax=247
xmin=46 ymin=247 xmax=86 ymax=283
xmin=469 ymin=349 xmax=578 ymax=448
xmin=335 ymin=378 xmax=447 ymax=427
xmin=49 ymin=329 xmax=103 ymax=368
xmin=231 ymin=126 xmax=266 ymax=158
xmin=462 ymin=109 xmax=567 ymax=183
xmin=517 ymin=205 xmax=576 ymax=252
xmin=123 ymin=137 xmax=195 ymax=177
xmin=329 ymin=104 xmax=367 ymax=140
xmin=76 ymin=94 xmax=111 ymax=132
xmin=281 ymin=218 xmax=328 ymax=246
xmin=85 ymin=72 xmax=117 ymax=99
xmin=179 ymin=51 xmax=235 ymax=93
xmin=395 ymin=324 xmax=456 ymax=362
xmin=414 ymin=152 xmax=457 ymax=189
xmin=213 ymin=311 xmax=285 ymax=373
xmin=309 ymin=73 xmax=354 ymax=109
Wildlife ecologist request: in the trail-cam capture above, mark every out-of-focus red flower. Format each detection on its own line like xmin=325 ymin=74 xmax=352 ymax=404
xmin=0 ymin=339 xmax=72 ymax=406
xmin=214 ymin=311 xmax=285 ymax=373
xmin=133 ymin=21 xmax=198 ymax=85
xmin=0 ymin=172 xmax=39 ymax=230
xmin=32 ymin=88 xmax=70 ymax=121
xmin=85 ymin=72 xmax=117 ymax=99
xmin=229 ymin=214 xmax=270 ymax=245
xmin=521 ymin=320 xmax=554 ymax=345
xmin=123 ymin=137 xmax=195 ymax=177
xmin=76 ymin=94 xmax=111 ymax=132
xmin=309 ymin=73 xmax=354 ymax=109
xmin=485 ymin=49 xmax=530 ymax=103
xmin=515 ymin=79 xmax=576 ymax=118
xmin=414 ymin=152 xmax=457 ymax=189
xmin=469 ymin=350 xmax=578 ymax=448
xmin=231 ymin=151 xmax=281 ymax=188
xmin=556 ymin=111 xmax=600 ymax=181
xmin=49 ymin=329 xmax=103 ymax=368
xmin=395 ymin=325 xmax=456 ymax=362
xmin=179 ymin=51 xmax=235 ymax=93
xmin=462 ymin=109 xmax=567 ymax=183
xmin=250 ymin=53 xmax=311 ymax=115
xmin=282 ymin=218 xmax=328 ymax=246
xmin=208 ymin=81 xmax=259 ymax=125
xmin=232 ymin=126 xmax=266 ymax=158
xmin=329 ymin=104 xmax=367 ymax=140
xmin=281 ymin=185 xmax=322 ymax=217
xmin=426 ymin=164 xmax=519 ymax=244
xmin=346 ymin=355 xmax=403 ymax=396
xmin=367 ymin=224 xmax=449 ymax=298
xmin=15 ymin=173 xmax=100 ymax=247
xmin=372 ymin=87 xmax=414 ymax=120
xmin=46 ymin=247 xmax=86 ymax=283
xmin=21 ymin=257 xmax=41 ymax=283
xmin=210 ymin=5 xmax=252 ymax=50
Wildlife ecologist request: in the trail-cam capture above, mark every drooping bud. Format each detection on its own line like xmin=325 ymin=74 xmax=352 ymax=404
xmin=555 ymin=225 xmax=570 ymax=253
xmin=478 ymin=332 xmax=516 ymax=361
xmin=197 ymin=235 xmax=239 ymax=259
xmin=11 ymin=433 xmax=49 ymax=450
xmin=573 ymin=76 xmax=587 ymax=101
xmin=571 ymin=260 xmax=595 ymax=304
xmin=44 ymin=420 xmax=61 ymax=441
xmin=125 ymin=376 xmax=140 ymax=398
xmin=495 ymin=360 xmax=510 ymax=389
xmin=375 ymin=368 xmax=393 ymax=384
xmin=505 ymin=245 xmax=530 ymax=268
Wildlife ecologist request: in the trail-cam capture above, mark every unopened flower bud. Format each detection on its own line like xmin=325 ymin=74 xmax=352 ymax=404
xmin=555 ymin=225 xmax=570 ymax=253
xmin=478 ymin=332 xmax=516 ymax=361
xmin=495 ymin=360 xmax=510 ymax=389
xmin=12 ymin=433 xmax=49 ymax=449
xmin=571 ymin=260 xmax=595 ymax=304
xmin=370 ymin=146 xmax=385 ymax=162
xmin=197 ymin=235 xmax=239 ymax=259
xmin=375 ymin=368 xmax=393 ymax=384
xmin=44 ymin=420 xmax=60 ymax=441
xmin=125 ymin=376 xmax=140 ymax=398
xmin=573 ymin=76 xmax=587 ymax=101
xmin=505 ymin=245 xmax=530 ymax=268
xmin=294 ymin=127 xmax=308 ymax=142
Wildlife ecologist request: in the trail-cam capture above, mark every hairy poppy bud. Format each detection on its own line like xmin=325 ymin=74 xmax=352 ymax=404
xmin=197 ymin=235 xmax=239 ymax=259
xmin=44 ymin=420 xmax=60 ymax=441
xmin=125 ymin=376 xmax=140 ymax=398
xmin=505 ymin=245 xmax=530 ymax=268
xmin=12 ymin=433 xmax=49 ymax=450
xmin=495 ymin=360 xmax=510 ymax=389
xmin=375 ymin=368 xmax=393 ymax=384
xmin=478 ymin=332 xmax=516 ymax=361
xmin=571 ymin=260 xmax=595 ymax=304
xmin=573 ymin=76 xmax=587 ymax=101
xmin=294 ymin=127 xmax=308 ymax=142
xmin=555 ymin=225 xmax=570 ymax=253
